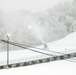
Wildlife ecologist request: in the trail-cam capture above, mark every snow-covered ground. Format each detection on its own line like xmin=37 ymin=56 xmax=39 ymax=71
xmin=0 ymin=60 xmax=76 ymax=75
xmin=47 ymin=32 xmax=76 ymax=51
xmin=0 ymin=32 xmax=76 ymax=75
xmin=0 ymin=32 xmax=76 ymax=65
xmin=0 ymin=49 xmax=52 ymax=65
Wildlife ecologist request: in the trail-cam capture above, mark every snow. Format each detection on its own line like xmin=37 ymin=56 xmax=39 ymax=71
xmin=0 ymin=49 xmax=51 ymax=65
xmin=0 ymin=32 xmax=76 ymax=64
xmin=0 ymin=60 xmax=76 ymax=75
xmin=47 ymin=32 xmax=76 ymax=52
xmin=0 ymin=32 xmax=76 ymax=75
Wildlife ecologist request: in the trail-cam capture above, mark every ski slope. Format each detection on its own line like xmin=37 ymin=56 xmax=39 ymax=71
xmin=47 ymin=32 xmax=76 ymax=52
xmin=0 ymin=58 xmax=76 ymax=75
xmin=0 ymin=32 xmax=76 ymax=75
xmin=0 ymin=32 xmax=76 ymax=65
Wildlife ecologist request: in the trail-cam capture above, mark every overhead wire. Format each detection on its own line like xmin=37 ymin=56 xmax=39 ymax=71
xmin=1 ymin=39 xmax=76 ymax=63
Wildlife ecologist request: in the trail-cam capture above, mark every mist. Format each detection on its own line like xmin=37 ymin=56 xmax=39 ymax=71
xmin=0 ymin=0 xmax=76 ymax=51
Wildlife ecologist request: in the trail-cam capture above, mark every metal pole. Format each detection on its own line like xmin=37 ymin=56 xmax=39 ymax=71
xmin=7 ymin=39 xmax=9 ymax=68
xmin=6 ymin=35 xmax=10 ymax=69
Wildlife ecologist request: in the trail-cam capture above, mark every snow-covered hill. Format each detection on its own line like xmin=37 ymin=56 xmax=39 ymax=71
xmin=1 ymin=32 xmax=76 ymax=65
xmin=0 ymin=32 xmax=76 ymax=75
xmin=45 ymin=32 xmax=76 ymax=52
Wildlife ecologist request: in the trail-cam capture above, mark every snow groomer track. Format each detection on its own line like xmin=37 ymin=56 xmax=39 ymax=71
xmin=0 ymin=39 xmax=76 ymax=69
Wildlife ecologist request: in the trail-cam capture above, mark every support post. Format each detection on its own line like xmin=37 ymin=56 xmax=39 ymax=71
xmin=6 ymin=34 xmax=10 ymax=69
xmin=7 ymin=39 xmax=9 ymax=68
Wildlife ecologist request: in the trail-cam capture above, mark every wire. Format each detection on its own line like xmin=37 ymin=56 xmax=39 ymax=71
xmin=0 ymin=40 xmax=68 ymax=55
xmin=1 ymin=39 xmax=76 ymax=63
xmin=1 ymin=40 xmax=54 ymax=56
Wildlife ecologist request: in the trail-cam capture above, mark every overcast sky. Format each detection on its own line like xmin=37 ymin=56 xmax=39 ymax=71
xmin=0 ymin=0 xmax=71 ymax=13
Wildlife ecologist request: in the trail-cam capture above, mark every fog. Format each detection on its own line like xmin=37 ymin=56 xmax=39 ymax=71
xmin=0 ymin=0 xmax=76 ymax=51
xmin=0 ymin=0 xmax=67 ymax=13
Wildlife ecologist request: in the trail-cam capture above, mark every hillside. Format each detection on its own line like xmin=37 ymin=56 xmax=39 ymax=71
xmin=47 ymin=32 xmax=76 ymax=52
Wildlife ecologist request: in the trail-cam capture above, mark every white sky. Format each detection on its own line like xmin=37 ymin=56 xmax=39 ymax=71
xmin=0 ymin=0 xmax=70 ymax=12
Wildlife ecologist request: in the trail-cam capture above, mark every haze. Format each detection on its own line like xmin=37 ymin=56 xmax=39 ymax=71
xmin=0 ymin=0 xmax=68 ymax=12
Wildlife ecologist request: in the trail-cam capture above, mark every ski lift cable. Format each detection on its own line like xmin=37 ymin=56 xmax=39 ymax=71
xmin=2 ymin=39 xmax=75 ymax=56
xmin=0 ymin=39 xmax=67 ymax=55
xmin=1 ymin=39 xmax=54 ymax=56
xmin=12 ymin=42 xmax=76 ymax=62
xmin=11 ymin=42 xmax=76 ymax=63
xmin=1 ymin=39 xmax=76 ymax=58
xmin=1 ymin=39 xmax=76 ymax=63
